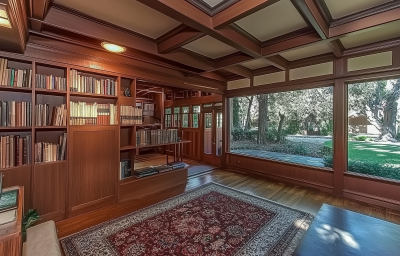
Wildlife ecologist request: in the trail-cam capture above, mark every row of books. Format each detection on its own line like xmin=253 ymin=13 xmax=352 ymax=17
xmin=136 ymin=129 xmax=179 ymax=147
xmin=35 ymin=104 xmax=67 ymax=127
xmin=35 ymin=74 xmax=67 ymax=91
xmin=34 ymin=133 xmax=67 ymax=163
xmin=69 ymin=69 xmax=117 ymax=96
xmin=0 ymin=135 xmax=31 ymax=169
xmin=0 ymin=58 xmax=32 ymax=87
xmin=69 ymin=102 xmax=118 ymax=125
xmin=120 ymin=159 xmax=132 ymax=179
xmin=120 ymin=106 xmax=143 ymax=125
xmin=0 ymin=101 xmax=32 ymax=127
xmin=133 ymin=162 xmax=186 ymax=178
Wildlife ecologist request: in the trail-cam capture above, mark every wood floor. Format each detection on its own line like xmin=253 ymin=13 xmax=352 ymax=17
xmin=56 ymin=168 xmax=400 ymax=239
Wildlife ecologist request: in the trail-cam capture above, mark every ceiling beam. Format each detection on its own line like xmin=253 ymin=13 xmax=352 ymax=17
xmin=265 ymin=56 xmax=289 ymax=70
xmin=291 ymin=0 xmax=329 ymax=39
xmin=327 ymin=39 xmax=344 ymax=58
xmin=223 ymin=66 xmax=253 ymax=78
xmin=330 ymin=5 xmax=400 ymax=37
xmin=212 ymin=0 xmax=281 ymax=29
xmin=137 ymin=0 xmax=262 ymax=57
xmin=157 ymin=26 xmax=204 ymax=54
xmin=30 ymin=0 xmax=53 ymax=31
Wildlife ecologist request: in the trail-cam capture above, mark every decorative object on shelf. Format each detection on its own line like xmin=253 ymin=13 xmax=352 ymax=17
xmin=21 ymin=209 xmax=40 ymax=242
xmin=124 ymin=88 xmax=131 ymax=97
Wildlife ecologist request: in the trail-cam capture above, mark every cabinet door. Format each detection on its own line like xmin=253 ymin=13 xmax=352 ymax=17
xmin=68 ymin=126 xmax=118 ymax=217
xmin=32 ymin=161 xmax=66 ymax=222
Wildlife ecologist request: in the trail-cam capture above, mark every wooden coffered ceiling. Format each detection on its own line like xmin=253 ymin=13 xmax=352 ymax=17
xmin=3 ymin=0 xmax=400 ymax=90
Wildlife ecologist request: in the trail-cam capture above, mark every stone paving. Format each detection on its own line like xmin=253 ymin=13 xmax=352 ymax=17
xmin=231 ymin=149 xmax=326 ymax=168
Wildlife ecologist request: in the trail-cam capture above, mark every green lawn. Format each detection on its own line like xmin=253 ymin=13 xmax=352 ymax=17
xmin=324 ymin=140 xmax=400 ymax=166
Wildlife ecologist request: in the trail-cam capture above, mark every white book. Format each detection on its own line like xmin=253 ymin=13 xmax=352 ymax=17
xmin=0 ymin=59 xmax=4 ymax=84
xmin=17 ymin=70 xmax=23 ymax=87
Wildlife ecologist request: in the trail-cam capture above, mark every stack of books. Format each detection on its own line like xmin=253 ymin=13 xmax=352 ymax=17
xmin=0 ymin=101 xmax=32 ymax=127
xmin=0 ymin=135 xmax=31 ymax=168
xmin=120 ymin=106 xmax=142 ymax=125
xmin=34 ymin=133 xmax=67 ymax=163
xmin=69 ymin=102 xmax=117 ymax=125
xmin=35 ymin=74 xmax=67 ymax=91
xmin=0 ymin=58 xmax=32 ymax=87
xmin=119 ymin=159 xmax=132 ymax=179
xmin=136 ymin=129 xmax=179 ymax=147
xmin=168 ymin=161 xmax=186 ymax=170
xmin=134 ymin=167 xmax=158 ymax=178
xmin=151 ymin=165 xmax=172 ymax=173
xmin=69 ymin=69 xmax=117 ymax=96
xmin=35 ymin=104 xmax=67 ymax=126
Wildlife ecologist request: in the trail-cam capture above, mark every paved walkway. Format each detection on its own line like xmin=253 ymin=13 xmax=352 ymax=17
xmin=231 ymin=149 xmax=325 ymax=167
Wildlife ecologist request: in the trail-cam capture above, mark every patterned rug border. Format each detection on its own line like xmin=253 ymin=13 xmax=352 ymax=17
xmin=60 ymin=182 xmax=315 ymax=255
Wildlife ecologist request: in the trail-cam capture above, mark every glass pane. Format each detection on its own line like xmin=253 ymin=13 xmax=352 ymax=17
xmin=204 ymin=113 xmax=212 ymax=154
xmin=182 ymin=114 xmax=189 ymax=127
xmin=165 ymin=108 xmax=171 ymax=114
xmin=165 ymin=115 xmax=171 ymax=128
xmin=204 ymin=104 xmax=212 ymax=107
xmin=193 ymin=113 xmax=199 ymax=128
xmin=348 ymin=79 xmax=400 ymax=180
xmin=182 ymin=106 xmax=189 ymax=113
xmin=216 ymin=112 xmax=223 ymax=156
xmin=174 ymin=114 xmax=180 ymax=127
xmin=229 ymin=87 xmax=333 ymax=168
xmin=174 ymin=107 xmax=180 ymax=114
xmin=193 ymin=105 xmax=200 ymax=113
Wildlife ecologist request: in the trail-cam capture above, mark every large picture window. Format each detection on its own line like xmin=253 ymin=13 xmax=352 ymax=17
xmin=347 ymin=79 xmax=400 ymax=180
xmin=230 ymin=86 xmax=333 ymax=168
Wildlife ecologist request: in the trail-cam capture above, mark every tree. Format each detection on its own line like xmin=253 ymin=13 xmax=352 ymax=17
xmin=232 ymin=97 xmax=240 ymax=129
xmin=245 ymin=95 xmax=254 ymax=131
xmin=349 ymin=80 xmax=400 ymax=141
xmin=257 ymin=94 xmax=269 ymax=144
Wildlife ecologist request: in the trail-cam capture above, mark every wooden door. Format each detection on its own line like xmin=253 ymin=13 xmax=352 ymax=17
xmin=68 ymin=126 xmax=118 ymax=217
xmin=202 ymin=110 xmax=222 ymax=166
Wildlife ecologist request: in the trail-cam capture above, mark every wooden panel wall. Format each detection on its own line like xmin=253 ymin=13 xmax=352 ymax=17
xmin=68 ymin=126 xmax=119 ymax=217
xmin=226 ymin=153 xmax=334 ymax=192
xmin=32 ymin=161 xmax=67 ymax=223
xmin=181 ymin=129 xmax=201 ymax=161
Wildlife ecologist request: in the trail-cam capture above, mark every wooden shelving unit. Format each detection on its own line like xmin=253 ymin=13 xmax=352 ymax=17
xmin=0 ymin=54 xmax=190 ymax=223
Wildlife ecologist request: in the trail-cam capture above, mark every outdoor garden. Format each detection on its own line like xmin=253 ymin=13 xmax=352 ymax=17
xmin=230 ymin=79 xmax=400 ymax=180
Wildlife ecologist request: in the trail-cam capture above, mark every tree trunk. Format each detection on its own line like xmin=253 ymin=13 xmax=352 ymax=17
xmin=232 ymin=97 xmax=240 ymax=129
xmin=257 ymin=94 xmax=268 ymax=144
xmin=245 ymin=96 xmax=254 ymax=131
xmin=276 ymin=112 xmax=285 ymax=142
xmin=380 ymin=101 xmax=398 ymax=140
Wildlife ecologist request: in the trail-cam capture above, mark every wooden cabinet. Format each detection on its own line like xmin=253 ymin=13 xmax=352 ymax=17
xmin=32 ymin=161 xmax=67 ymax=222
xmin=68 ymin=126 xmax=119 ymax=217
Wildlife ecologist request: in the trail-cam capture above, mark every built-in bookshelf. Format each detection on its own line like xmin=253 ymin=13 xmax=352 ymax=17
xmin=0 ymin=54 xmax=186 ymax=222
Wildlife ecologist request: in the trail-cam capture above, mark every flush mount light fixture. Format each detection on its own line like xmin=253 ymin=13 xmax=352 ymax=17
xmin=0 ymin=5 xmax=11 ymax=29
xmin=101 ymin=42 xmax=126 ymax=53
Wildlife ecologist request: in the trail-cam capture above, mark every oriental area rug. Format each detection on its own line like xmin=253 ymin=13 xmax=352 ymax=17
xmin=61 ymin=183 xmax=314 ymax=256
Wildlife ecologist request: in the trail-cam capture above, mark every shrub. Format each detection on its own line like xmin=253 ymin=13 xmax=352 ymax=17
xmin=231 ymin=127 xmax=244 ymax=141
xmin=321 ymin=145 xmax=332 ymax=156
xmin=323 ymin=156 xmax=400 ymax=180
xmin=355 ymin=135 xmax=368 ymax=141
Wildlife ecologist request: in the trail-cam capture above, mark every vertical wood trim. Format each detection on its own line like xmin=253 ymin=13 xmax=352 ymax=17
xmin=30 ymin=61 xmax=36 ymax=209
xmin=334 ymin=58 xmax=344 ymax=77
xmin=333 ymin=79 xmax=347 ymax=195
xmin=222 ymin=95 xmax=229 ymax=168
xmin=65 ymin=67 xmax=71 ymax=218
xmin=392 ymin=46 xmax=400 ymax=68
xmin=285 ymin=70 xmax=289 ymax=82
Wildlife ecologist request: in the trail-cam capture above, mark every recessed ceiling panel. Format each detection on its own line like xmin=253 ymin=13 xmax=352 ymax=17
xmin=324 ymin=0 xmax=390 ymax=19
xmin=280 ymin=43 xmax=332 ymax=61
xmin=201 ymin=0 xmax=225 ymax=7
xmin=56 ymin=0 xmax=180 ymax=39
xmin=183 ymin=35 xmax=238 ymax=59
xmin=340 ymin=20 xmax=400 ymax=49
xmin=235 ymin=0 xmax=307 ymax=42
xmin=241 ymin=59 xmax=271 ymax=70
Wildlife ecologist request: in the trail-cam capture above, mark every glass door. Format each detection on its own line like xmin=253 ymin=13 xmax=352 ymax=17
xmin=202 ymin=110 xmax=222 ymax=166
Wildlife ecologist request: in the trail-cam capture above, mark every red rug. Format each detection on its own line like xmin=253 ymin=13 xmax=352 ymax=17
xmin=61 ymin=183 xmax=313 ymax=256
